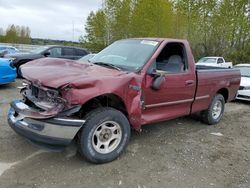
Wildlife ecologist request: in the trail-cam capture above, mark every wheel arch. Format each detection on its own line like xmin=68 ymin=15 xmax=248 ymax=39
xmin=78 ymin=93 xmax=128 ymax=118
xmin=217 ymin=88 xmax=229 ymax=102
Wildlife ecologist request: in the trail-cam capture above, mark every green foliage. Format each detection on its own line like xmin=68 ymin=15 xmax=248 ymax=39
xmin=0 ymin=25 xmax=82 ymax=47
xmin=0 ymin=24 xmax=31 ymax=44
xmin=82 ymin=0 xmax=250 ymax=64
xmin=80 ymin=10 xmax=108 ymax=52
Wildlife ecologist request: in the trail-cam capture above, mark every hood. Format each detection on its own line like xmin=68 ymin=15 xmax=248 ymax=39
xmin=240 ymin=76 xmax=250 ymax=87
xmin=20 ymin=58 xmax=127 ymax=88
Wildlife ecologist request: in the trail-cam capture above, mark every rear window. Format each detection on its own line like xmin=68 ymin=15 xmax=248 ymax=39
xmin=76 ymin=49 xmax=87 ymax=56
xmin=63 ymin=48 xmax=75 ymax=56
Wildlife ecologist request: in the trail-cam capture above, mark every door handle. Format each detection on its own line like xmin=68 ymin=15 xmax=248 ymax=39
xmin=185 ymin=80 xmax=194 ymax=86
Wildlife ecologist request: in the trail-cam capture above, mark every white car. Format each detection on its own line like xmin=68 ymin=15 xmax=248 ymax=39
xmin=196 ymin=57 xmax=232 ymax=68
xmin=235 ymin=64 xmax=250 ymax=101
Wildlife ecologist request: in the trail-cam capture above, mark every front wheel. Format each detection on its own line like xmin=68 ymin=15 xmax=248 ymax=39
xmin=201 ymin=94 xmax=225 ymax=125
xmin=78 ymin=107 xmax=131 ymax=164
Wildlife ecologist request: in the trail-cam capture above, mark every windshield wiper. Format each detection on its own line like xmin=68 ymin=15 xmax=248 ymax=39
xmin=93 ymin=62 xmax=121 ymax=71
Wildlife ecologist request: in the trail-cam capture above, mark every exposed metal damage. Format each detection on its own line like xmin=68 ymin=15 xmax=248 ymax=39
xmin=20 ymin=82 xmax=66 ymax=118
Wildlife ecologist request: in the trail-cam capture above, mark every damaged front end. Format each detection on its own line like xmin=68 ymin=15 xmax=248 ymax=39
xmin=20 ymin=82 xmax=66 ymax=118
xmin=8 ymin=81 xmax=84 ymax=150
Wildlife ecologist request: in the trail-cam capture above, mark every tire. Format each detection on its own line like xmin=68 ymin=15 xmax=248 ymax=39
xmin=78 ymin=107 xmax=131 ymax=164
xmin=16 ymin=60 xmax=28 ymax=78
xmin=201 ymin=94 xmax=225 ymax=125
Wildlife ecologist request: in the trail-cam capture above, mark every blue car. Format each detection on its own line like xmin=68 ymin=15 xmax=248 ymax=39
xmin=0 ymin=45 xmax=19 ymax=57
xmin=0 ymin=58 xmax=17 ymax=85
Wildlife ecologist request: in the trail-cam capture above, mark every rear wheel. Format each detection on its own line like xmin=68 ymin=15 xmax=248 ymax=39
xmin=201 ymin=94 xmax=225 ymax=125
xmin=78 ymin=107 xmax=131 ymax=164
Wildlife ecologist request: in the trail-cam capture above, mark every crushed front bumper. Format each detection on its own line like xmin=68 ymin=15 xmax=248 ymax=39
xmin=8 ymin=100 xmax=85 ymax=150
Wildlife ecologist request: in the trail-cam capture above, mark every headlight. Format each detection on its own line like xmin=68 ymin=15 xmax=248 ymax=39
xmin=9 ymin=62 xmax=15 ymax=68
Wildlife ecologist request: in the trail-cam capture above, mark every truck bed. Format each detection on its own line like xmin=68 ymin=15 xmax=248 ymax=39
xmin=191 ymin=65 xmax=241 ymax=113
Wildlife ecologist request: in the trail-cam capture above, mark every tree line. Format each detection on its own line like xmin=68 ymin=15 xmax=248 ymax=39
xmin=0 ymin=24 xmax=81 ymax=47
xmin=81 ymin=0 xmax=250 ymax=64
xmin=0 ymin=24 xmax=31 ymax=44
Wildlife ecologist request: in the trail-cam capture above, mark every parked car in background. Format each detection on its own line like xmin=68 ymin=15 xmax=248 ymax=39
xmin=78 ymin=53 xmax=96 ymax=62
xmin=196 ymin=57 xmax=232 ymax=68
xmin=4 ymin=45 xmax=89 ymax=74
xmin=0 ymin=58 xmax=16 ymax=85
xmin=0 ymin=45 xmax=19 ymax=57
xmin=8 ymin=38 xmax=240 ymax=164
xmin=235 ymin=64 xmax=250 ymax=101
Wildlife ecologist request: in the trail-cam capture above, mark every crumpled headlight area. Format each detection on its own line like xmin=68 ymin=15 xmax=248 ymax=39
xmin=46 ymin=89 xmax=60 ymax=98
xmin=21 ymin=83 xmax=66 ymax=111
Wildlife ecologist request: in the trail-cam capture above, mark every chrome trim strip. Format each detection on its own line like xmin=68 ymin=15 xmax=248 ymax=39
xmin=195 ymin=95 xmax=210 ymax=100
xmin=54 ymin=118 xmax=86 ymax=123
xmin=145 ymin=98 xmax=194 ymax=109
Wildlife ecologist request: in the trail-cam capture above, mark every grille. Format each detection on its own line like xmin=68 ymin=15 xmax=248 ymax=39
xmin=239 ymin=86 xmax=245 ymax=90
xmin=237 ymin=95 xmax=250 ymax=99
xmin=31 ymin=85 xmax=39 ymax=97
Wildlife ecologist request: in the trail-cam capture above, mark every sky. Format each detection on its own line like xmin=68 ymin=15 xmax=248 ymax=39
xmin=0 ymin=0 xmax=102 ymax=41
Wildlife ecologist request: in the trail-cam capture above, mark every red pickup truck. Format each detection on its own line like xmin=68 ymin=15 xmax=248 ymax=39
xmin=8 ymin=38 xmax=240 ymax=163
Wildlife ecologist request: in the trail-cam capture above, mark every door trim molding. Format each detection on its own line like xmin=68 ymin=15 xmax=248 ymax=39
xmin=145 ymin=98 xmax=194 ymax=109
xmin=195 ymin=95 xmax=210 ymax=100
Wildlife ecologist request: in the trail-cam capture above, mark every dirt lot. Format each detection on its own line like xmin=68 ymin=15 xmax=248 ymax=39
xmin=0 ymin=79 xmax=249 ymax=188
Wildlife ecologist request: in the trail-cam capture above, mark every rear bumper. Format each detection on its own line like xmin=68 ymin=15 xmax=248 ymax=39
xmin=236 ymin=90 xmax=250 ymax=101
xmin=8 ymin=100 xmax=84 ymax=149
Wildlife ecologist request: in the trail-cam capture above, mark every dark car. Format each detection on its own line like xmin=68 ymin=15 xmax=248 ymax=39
xmin=4 ymin=45 xmax=89 ymax=72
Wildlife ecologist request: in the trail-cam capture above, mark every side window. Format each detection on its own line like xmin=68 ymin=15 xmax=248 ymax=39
xmin=62 ymin=48 xmax=75 ymax=56
xmin=154 ymin=42 xmax=187 ymax=73
xmin=217 ymin=58 xmax=224 ymax=64
xmin=76 ymin=49 xmax=87 ymax=56
xmin=48 ymin=48 xmax=62 ymax=57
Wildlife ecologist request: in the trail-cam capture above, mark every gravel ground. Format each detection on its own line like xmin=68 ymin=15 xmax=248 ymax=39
xmin=0 ymin=79 xmax=249 ymax=188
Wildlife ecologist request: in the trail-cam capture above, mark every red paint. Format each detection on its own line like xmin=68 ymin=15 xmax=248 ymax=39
xmin=20 ymin=38 xmax=241 ymax=130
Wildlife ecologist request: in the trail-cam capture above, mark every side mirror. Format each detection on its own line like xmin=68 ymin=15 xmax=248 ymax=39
xmin=151 ymin=74 xmax=165 ymax=90
xmin=147 ymin=67 xmax=162 ymax=77
xmin=44 ymin=51 xmax=50 ymax=57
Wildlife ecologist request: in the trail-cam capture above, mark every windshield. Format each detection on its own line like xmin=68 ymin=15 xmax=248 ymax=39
xmin=31 ymin=46 xmax=49 ymax=54
xmin=90 ymin=39 xmax=159 ymax=71
xmin=198 ymin=57 xmax=217 ymax=64
xmin=236 ymin=66 xmax=250 ymax=77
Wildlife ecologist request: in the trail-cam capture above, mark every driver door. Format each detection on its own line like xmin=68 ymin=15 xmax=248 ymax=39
xmin=141 ymin=42 xmax=196 ymax=124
